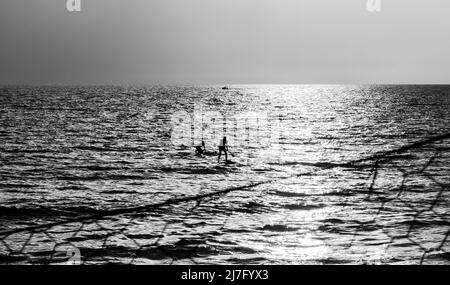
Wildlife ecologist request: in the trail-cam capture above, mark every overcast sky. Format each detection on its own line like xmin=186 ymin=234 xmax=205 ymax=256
xmin=0 ymin=0 xmax=449 ymax=85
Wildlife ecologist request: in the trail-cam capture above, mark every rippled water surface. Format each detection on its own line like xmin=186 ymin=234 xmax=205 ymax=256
xmin=0 ymin=85 xmax=449 ymax=264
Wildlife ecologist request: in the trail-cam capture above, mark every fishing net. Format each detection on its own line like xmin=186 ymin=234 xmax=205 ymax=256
xmin=0 ymin=134 xmax=448 ymax=265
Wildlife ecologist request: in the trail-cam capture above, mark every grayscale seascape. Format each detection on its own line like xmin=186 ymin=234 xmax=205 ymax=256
xmin=1 ymin=85 xmax=449 ymax=264
xmin=1 ymin=0 xmax=450 ymax=267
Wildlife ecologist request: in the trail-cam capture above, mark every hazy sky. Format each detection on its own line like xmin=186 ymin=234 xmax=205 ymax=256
xmin=1 ymin=0 xmax=449 ymax=85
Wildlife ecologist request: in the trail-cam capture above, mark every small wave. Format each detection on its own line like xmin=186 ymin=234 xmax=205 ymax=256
xmin=108 ymin=174 xmax=147 ymax=180
xmin=226 ymin=257 xmax=268 ymax=264
xmin=315 ymin=135 xmax=340 ymax=140
xmin=112 ymin=160 xmax=135 ymax=165
xmin=57 ymin=185 xmax=92 ymax=191
xmin=271 ymin=190 xmax=353 ymax=197
xmin=159 ymin=166 xmax=223 ymax=175
xmin=320 ymin=218 xmax=346 ymax=224
xmin=0 ymin=148 xmax=56 ymax=154
xmin=127 ymin=233 xmax=165 ymax=239
xmin=260 ymin=224 xmax=298 ymax=232
xmin=180 ymin=168 xmax=223 ymax=175
xmin=0 ymin=205 xmax=99 ymax=217
xmin=268 ymin=161 xmax=347 ymax=168
xmin=318 ymin=258 xmax=353 ymax=265
xmin=72 ymin=146 xmax=106 ymax=152
xmin=283 ymin=203 xmax=326 ymax=211
xmin=127 ymin=182 xmax=145 ymax=186
xmin=81 ymin=165 xmax=125 ymax=171
xmin=322 ymin=191 xmax=355 ymax=197
xmin=224 ymin=228 xmax=253 ymax=234
xmin=271 ymin=190 xmax=310 ymax=197
xmin=73 ymin=146 xmax=146 ymax=152
xmin=100 ymin=190 xmax=139 ymax=195
xmin=233 ymin=201 xmax=270 ymax=214
xmin=0 ymin=183 xmax=39 ymax=188
xmin=61 ymin=206 xmax=105 ymax=215
xmin=229 ymin=246 xmax=259 ymax=254
xmin=0 ymin=206 xmax=56 ymax=216
xmin=57 ymin=173 xmax=148 ymax=181
xmin=399 ymin=220 xmax=450 ymax=228
xmin=317 ymin=224 xmax=344 ymax=234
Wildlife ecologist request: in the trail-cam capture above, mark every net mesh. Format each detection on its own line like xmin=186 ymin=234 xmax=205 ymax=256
xmin=0 ymin=133 xmax=448 ymax=265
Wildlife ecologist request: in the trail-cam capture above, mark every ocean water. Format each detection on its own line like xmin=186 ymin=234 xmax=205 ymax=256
xmin=0 ymin=85 xmax=449 ymax=264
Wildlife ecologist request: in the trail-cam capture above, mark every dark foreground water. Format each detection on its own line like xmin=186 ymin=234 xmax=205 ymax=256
xmin=0 ymin=85 xmax=449 ymax=264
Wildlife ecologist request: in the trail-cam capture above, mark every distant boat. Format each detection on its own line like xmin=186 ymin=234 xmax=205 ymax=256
xmin=221 ymin=86 xmax=229 ymax=90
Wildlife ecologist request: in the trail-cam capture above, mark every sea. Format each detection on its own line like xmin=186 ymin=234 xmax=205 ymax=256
xmin=0 ymin=85 xmax=449 ymax=264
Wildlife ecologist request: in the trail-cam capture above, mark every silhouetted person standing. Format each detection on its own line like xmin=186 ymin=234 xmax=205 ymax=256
xmin=218 ymin=136 xmax=228 ymax=163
